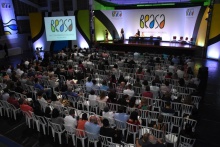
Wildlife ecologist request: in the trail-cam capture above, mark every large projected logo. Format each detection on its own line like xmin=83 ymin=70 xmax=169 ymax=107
xmin=1 ymin=3 xmax=11 ymax=8
xmin=112 ymin=11 xmax=122 ymax=17
xmin=51 ymin=19 xmax=73 ymax=32
xmin=140 ymin=14 xmax=165 ymax=29
xmin=186 ymin=9 xmax=194 ymax=17
xmin=44 ymin=16 xmax=76 ymax=41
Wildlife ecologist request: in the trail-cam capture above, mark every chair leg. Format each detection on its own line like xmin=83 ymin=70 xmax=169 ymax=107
xmin=66 ymin=134 xmax=68 ymax=144
xmin=133 ymin=134 xmax=136 ymax=144
xmin=126 ymin=132 xmax=129 ymax=142
xmin=42 ymin=125 xmax=46 ymax=135
xmin=58 ymin=133 xmax=62 ymax=144
xmin=81 ymin=139 xmax=85 ymax=147
xmin=72 ymin=135 xmax=76 ymax=146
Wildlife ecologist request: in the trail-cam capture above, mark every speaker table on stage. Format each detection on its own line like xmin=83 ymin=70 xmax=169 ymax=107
xmin=113 ymin=39 xmax=123 ymax=43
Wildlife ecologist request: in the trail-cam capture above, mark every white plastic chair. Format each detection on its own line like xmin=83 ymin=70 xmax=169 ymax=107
xmin=0 ymin=100 xmax=3 ymax=116
xmin=44 ymin=116 xmax=52 ymax=135
xmin=147 ymin=110 xmax=160 ymax=126
xmin=182 ymin=104 xmax=193 ymax=117
xmin=178 ymin=135 xmax=196 ymax=147
xmin=35 ymin=115 xmax=47 ymax=135
xmin=85 ymin=131 xmax=99 ymax=147
xmin=75 ymin=129 xmax=87 ymax=147
xmin=171 ymin=102 xmax=182 ymax=116
xmin=115 ymin=119 xmax=127 ymax=136
xmin=38 ymin=100 xmax=48 ymax=113
xmin=183 ymin=118 xmax=197 ymax=132
xmin=49 ymin=121 xmax=65 ymax=144
xmin=8 ymin=103 xmax=20 ymax=120
xmin=64 ymin=124 xmax=76 ymax=146
xmin=126 ymin=122 xmax=139 ymax=144
xmin=97 ymin=101 xmax=107 ymax=114
xmin=191 ymin=96 xmax=201 ymax=109
xmin=21 ymin=110 xmax=33 ymax=128
xmin=0 ymin=100 xmax=10 ymax=117
xmin=171 ymin=116 xmax=183 ymax=135
xmin=139 ymin=125 xmax=150 ymax=138
xmin=165 ymin=132 xmax=178 ymax=147
xmin=149 ymin=127 xmax=165 ymax=139
xmin=121 ymin=141 xmax=135 ymax=147
xmin=107 ymin=103 xmax=120 ymax=112
xmin=29 ymin=111 xmax=39 ymax=131
xmin=99 ymin=135 xmax=113 ymax=147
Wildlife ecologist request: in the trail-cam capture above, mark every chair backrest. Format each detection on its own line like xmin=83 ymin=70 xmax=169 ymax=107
xmin=182 ymin=104 xmax=193 ymax=116
xmin=139 ymin=125 xmax=150 ymax=138
xmin=35 ymin=115 xmax=47 ymax=125
xmin=99 ymin=135 xmax=113 ymax=147
xmin=64 ymin=124 xmax=76 ymax=135
xmin=179 ymin=135 xmax=196 ymax=147
xmin=85 ymin=131 xmax=99 ymax=140
xmin=148 ymin=110 xmax=160 ymax=124
xmin=115 ymin=119 xmax=126 ymax=129
xmin=107 ymin=103 xmax=120 ymax=112
xmin=149 ymin=127 xmax=165 ymax=139
xmin=49 ymin=121 xmax=64 ymax=133
xmin=126 ymin=122 xmax=139 ymax=133
xmin=171 ymin=102 xmax=182 ymax=115
xmin=88 ymin=99 xmax=98 ymax=107
xmin=183 ymin=118 xmax=197 ymax=132
xmin=75 ymin=128 xmax=86 ymax=138
xmin=171 ymin=116 xmax=183 ymax=128
xmin=97 ymin=101 xmax=107 ymax=111
xmin=191 ymin=96 xmax=201 ymax=109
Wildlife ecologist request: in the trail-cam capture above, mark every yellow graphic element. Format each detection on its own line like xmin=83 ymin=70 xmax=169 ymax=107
xmin=94 ymin=17 xmax=112 ymax=41
xmin=29 ymin=13 xmax=43 ymax=38
xmin=77 ymin=10 xmax=90 ymax=41
xmin=209 ymin=4 xmax=220 ymax=39
xmin=196 ymin=7 xmax=209 ymax=46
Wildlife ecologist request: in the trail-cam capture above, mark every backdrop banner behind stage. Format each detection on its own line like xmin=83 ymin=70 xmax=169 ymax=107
xmin=94 ymin=6 xmax=206 ymax=45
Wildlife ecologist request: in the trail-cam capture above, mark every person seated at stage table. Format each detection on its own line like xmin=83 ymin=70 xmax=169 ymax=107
xmin=135 ymin=29 xmax=140 ymax=37
xmin=141 ymin=32 xmax=145 ymax=37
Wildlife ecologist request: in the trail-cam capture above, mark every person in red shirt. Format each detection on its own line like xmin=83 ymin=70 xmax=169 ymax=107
xmin=19 ymin=98 xmax=33 ymax=113
xmin=7 ymin=92 xmax=19 ymax=108
xmin=142 ymin=86 xmax=153 ymax=98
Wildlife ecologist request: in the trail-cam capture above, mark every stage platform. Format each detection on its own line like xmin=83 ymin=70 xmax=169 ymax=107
xmin=99 ymin=40 xmax=203 ymax=57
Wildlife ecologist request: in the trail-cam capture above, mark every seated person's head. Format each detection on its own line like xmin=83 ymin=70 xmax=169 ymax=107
xmin=52 ymin=108 xmax=60 ymax=118
xmin=82 ymin=113 xmax=88 ymax=120
xmin=102 ymin=118 xmax=110 ymax=127
xmin=90 ymin=116 xmax=98 ymax=124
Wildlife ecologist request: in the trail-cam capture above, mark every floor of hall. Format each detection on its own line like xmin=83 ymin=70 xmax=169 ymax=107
xmin=0 ymin=51 xmax=220 ymax=147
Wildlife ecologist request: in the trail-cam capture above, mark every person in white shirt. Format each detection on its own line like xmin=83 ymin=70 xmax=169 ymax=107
xmin=168 ymin=62 xmax=176 ymax=73
xmin=64 ymin=109 xmax=77 ymax=128
xmin=177 ymin=67 xmax=184 ymax=79
xmin=88 ymin=90 xmax=98 ymax=107
xmin=123 ymin=84 xmax=134 ymax=98
xmin=102 ymin=106 xmax=114 ymax=119
xmin=6 ymin=65 xmax=12 ymax=75
xmin=16 ymin=64 xmax=24 ymax=77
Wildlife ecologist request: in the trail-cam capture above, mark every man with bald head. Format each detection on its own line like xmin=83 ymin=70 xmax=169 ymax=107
xmin=84 ymin=115 xmax=101 ymax=139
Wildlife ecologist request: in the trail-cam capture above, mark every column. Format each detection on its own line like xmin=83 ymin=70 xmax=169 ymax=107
xmin=0 ymin=0 xmax=18 ymax=35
